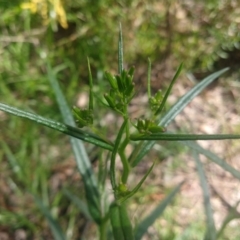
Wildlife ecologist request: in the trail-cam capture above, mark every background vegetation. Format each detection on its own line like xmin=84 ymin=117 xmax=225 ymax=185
xmin=1 ymin=0 xmax=240 ymax=239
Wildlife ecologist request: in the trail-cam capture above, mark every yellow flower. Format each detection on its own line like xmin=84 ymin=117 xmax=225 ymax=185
xmin=21 ymin=2 xmax=37 ymax=13
xmin=20 ymin=0 xmax=68 ymax=29
xmin=50 ymin=0 xmax=68 ymax=29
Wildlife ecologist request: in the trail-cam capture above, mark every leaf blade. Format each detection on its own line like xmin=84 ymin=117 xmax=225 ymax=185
xmin=192 ymin=151 xmax=216 ymax=240
xmin=46 ymin=63 xmax=102 ymax=223
xmin=154 ymin=63 xmax=183 ymax=116
xmin=184 ymin=141 xmax=240 ymax=180
xmin=130 ymin=133 xmax=240 ymax=141
xmin=118 ymin=23 xmax=124 ymax=74
xmin=34 ymin=196 xmax=66 ymax=240
xmin=0 ymin=103 xmax=113 ymax=150
xmin=160 ymin=67 xmax=229 ymax=127
xmin=131 ymin=68 xmax=229 ymax=167
xmin=134 ymin=182 xmax=183 ymax=240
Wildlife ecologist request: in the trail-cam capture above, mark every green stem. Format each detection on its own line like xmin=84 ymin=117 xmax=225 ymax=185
xmin=99 ymin=220 xmax=107 ymax=240
xmin=119 ymin=115 xmax=130 ymax=184
xmin=110 ymin=119 xmax=128 ymax=193
xmin=119 ymin=149 xmax=130 ymax=184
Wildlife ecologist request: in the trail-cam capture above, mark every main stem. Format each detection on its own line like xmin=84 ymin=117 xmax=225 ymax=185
xmin=99 ymin=220 xmax=107 ymax=240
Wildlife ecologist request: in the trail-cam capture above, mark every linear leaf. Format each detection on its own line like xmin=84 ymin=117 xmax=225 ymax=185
xmin=63 ymin=189 xmax=92 ymax=220
xmin=154 ymin=63 xmax=183 ymax=116
xmin=130 ymin=133 xmax=240 ymax=141
xmin=131 ymin=68 xmax=229 ymax=167
xmin=0 ymin=103 xmax=113 ymax=151
xmin=134 ymin=182 xmax=183 ymax=240
xmin=118 ymin=22 xmax=123 ymax=74
xmin=120 ymin=162 xmax=154 ymax=204
xmin=184 ymin=141 xmax=240 ymax=180
xmin=147 ymin=58 xmax=152 ymax=98
xmin=46 ymin=63 xmax=102 ymax=223
xmin=217 ymin=202 xmax=240 ymax=238
xmin=192 ymin=151 xmax=216 ymax=240
xmin=160 ymin=68 xmax=229 ymax=127
xmin=34 ymin=196 xmax=66 ymax=240
xmin=87 ymin=57 xmax=94 ymax=111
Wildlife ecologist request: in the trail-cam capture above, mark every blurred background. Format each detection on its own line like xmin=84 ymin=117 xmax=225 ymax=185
xmin=1 ymin=0 xmax=240 ymax=239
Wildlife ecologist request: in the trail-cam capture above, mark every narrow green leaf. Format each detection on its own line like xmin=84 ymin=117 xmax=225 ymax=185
xmin=147 ymin=58 xmax=151 ymax=99
xmin=120 ymin=162 xmax=154 ymax=203
xmin=121 ymin=69 xmax=127 ymax=89
xmin=63 ymin=189 xmax=92 ymax=220
xmin=34 ymin=196 xmax=66 ymax=240
xmin=217 ymin=202 xmax=240 ymax=238
xmin=135 ymin=182 xmax=184 ymax=240
xmin=183 ymin=141 xmax=240 ymax=181
xmin=104 ymin=93 xmax=116 ymax=109
xmin=154 ymin=63 xmax=183 ymax=116
xmin=116 ymin=75 xmax=125 ymax=93
xmin=128 ymin=66 xmax=135 ymax=77
xmin=118 ymin=22 xmax=123 ymax=74
xmin=160 ymin=67 xmax=229 ymax=127
xmin=0 ymin=103 xmax=113 ymax=151
xmin=98 ymin=151 xmax=109 ymax=189
xmin=131 ymin=68 xmax=229 ymax=167
xmin=0 ymin=139 xmax=22 ymax=176
xmin=130 ymin=133 xmax=240 ymax=141
xmin=46 ymin=62 xmax=101 ymax=223
xmin=87 ymin=57 xmax=94 ymax=111
xmin=105 ymin=71 xmax=118 ymax=90
xmin=192 ymin=151 xmax=216 ymax=240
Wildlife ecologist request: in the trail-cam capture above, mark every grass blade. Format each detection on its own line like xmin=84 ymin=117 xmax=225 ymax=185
xmin=184 ymin=141 xmax=240 ymax=180
xmin=34 ymin=196 xmax=66 ymax=240
xmin=87 ymin=58 xmax=94 ymax=111
xmin=154 ymin=63 xmax=183 ymax=116
xmin=120 ymin=162 xmax=154 ymax=204
xmin=192 ymin=151 xmax=216 ymax=240
xmin=0 ymin=103 xmax=113 ymax=151
xmin=118 ymin=23 xmax=123 ymax=74
xmin=0 ymin=139 xmax=22 ymax=176
xmin=130 ymin=133 xmax=240 ymax=141
xmin=63 ymin=189 xmax=92 ymax=221
xmin=134 ymin=181 xmax=183 ymax=240
xmin=147 ymin=58 xmax=151 ymax=98
xmin=159 ymin=67 xmax=229 ymax=127
xmin=217 ymin=202 xmax=240 ymax=238
xmin=46 ymin=63 xmax=101 ymax=223
xmin=131 ymin=68 xmax=229 ymax=167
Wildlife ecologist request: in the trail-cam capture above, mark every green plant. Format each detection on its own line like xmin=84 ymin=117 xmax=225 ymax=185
xmin=1 ymin=26 xmax=240 ymax=240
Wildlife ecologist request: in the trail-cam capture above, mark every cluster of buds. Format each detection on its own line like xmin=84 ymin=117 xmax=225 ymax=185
xmin=104 ymin=67 xmax=135 ymax=114
xmin=72 ymin=106 xmax=93 ymax=128
xmin=133 ymin=118 xmax=166 ymax=135
xmin=149 ymin=90 xmax=164 ymax=114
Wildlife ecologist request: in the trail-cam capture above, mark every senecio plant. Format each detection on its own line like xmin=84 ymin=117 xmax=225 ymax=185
xmin=1 ymin=26 xmax=240 ymax=240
